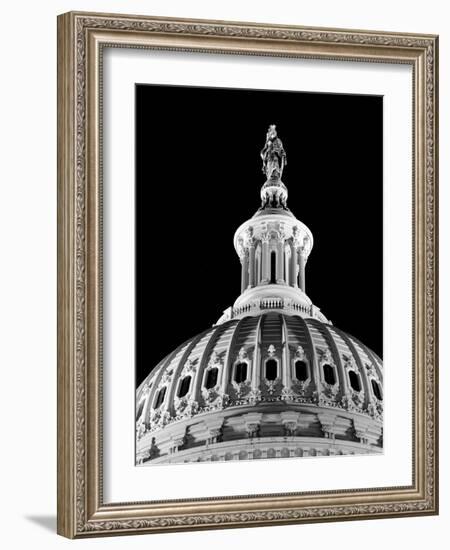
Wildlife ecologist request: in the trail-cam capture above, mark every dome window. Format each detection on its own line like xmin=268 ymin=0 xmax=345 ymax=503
xmin=294 ymin=360 xmax=308 ymax=381
xmin=265 ymin=358 xmax=278 ymax=381
xmin=349 ymin=370 xmax=361 ymax=392
xmin=267 ymin=448 xmax=276 ymax=459
xmin=178 ymin=376 xmax=191 ymax=398
xmin=234 ymin=362 xmax=248 ymax=383
xmin=371 ymin=379 xmax=382 ymax=400
xmin=154 ymin=387 xmax=166 ymax=409
xmin=323 ymin=364 xmax=336 ymax=385
xmin=205 ymin=367 xmax=218 ymax=389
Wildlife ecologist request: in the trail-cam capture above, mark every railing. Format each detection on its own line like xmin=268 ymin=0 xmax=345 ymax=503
xmin=260 ymin=298 xmax=284 ymax=310
xmin=216 ymin=299 xmax=330 ymax=325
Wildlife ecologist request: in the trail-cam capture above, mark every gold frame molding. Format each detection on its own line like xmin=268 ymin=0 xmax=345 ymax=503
xmin=57 ymin=11 xmax=439 ymax=538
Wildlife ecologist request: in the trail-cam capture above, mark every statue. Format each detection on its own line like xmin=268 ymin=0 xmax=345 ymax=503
xmin=260 ymin=124 xmax=287 ymax=180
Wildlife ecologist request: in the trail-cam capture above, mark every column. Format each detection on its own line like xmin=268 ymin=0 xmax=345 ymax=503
xmin=240 ymin=249 xmax=249 ymax=292
xmin=281 ymin=317 xmax=291 ymax=389
xmin=261 ymin=235 xmax=270 ymax=283
xmin=255 ymin=247 xmax=260 ymax=285
xmin=284 ymin=250 xmax=289 ymax=286
xmin=276 ymin=239 xmax=284 ymax=283
xmin=141 ymin=390 xmax=153 ymax=426
xmin=358 ymin=361 xmax=373 ymax=407
xmin=298 ymin=247 xmax=305 ymax=292
xmin=248 ymin=243 xmax=256 ymax=287
xmin=289 ymin=241 xmax=297 ymax=288
xmin=251 ymin=317 xmax=262 ymax=394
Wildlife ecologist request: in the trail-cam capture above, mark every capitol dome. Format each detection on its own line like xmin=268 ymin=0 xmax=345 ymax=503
xmin=136 ymin=125 xmax=383 ymax=464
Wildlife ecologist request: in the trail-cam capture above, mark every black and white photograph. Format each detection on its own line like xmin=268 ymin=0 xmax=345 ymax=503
xmin=135 ymin=84 xmax=383 ymax=465
xmin=0 ymin=0 xmax=442 ymax=545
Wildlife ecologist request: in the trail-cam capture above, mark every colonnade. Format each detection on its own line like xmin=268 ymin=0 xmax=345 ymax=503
xmin=240 ymin=236 xmax=306 ymax=293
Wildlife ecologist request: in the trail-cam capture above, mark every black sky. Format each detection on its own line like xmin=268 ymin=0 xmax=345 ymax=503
xmin=135 ymin=84 xmax=383 ymax=386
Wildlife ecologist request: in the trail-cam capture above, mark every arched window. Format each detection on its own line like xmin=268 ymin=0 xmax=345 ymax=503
xmin=323 ymin=364 xmax=336 ymax=385
xmin=265 ymin=359 xmax=278 ymax=380
xmin=154 ymin=387 xmax=166 ymax=409
xmin=371 ymin=379 xmax=382 ymax=400
xmin=349 ymin=370 xmax=361 ymax=391
xmin=205 ymin=367 xmax=218 ymax=389
xmin=234 ymin=362 xmax=248 ymax=383
xmin=295 ymin=360 xmax=308 ymax=381
xmin=136 ymin=398 xmax=145 ymax=420
xmin=177 ymin=376 xmax=191 ymax=398
xmin=270 ymin=250 xmax=276 ymax=284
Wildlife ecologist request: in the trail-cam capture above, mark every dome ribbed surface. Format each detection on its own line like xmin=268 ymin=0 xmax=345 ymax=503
xmin=136 ymin=313 xmax=383 ymax=464
xmin=138 ymin=313 xmax=382 ymax=403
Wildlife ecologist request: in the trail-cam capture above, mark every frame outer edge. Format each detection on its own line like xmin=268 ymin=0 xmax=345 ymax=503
xmin=56 ymin=10 xmax=439 ymax=538
xmin=429 ymin=35 xmax=439 ymax=515
xmin=57 ymin=12 xmax=77 ymax=539
xmin=434 ymin=36 xmax=439 ymax=515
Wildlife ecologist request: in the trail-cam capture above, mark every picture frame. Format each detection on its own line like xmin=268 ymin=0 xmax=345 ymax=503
xmin=57 ymin=11 xmax=439 ymax=538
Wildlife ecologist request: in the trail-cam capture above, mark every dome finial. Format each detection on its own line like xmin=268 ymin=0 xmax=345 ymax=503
xmin=260 ymin=124 xmax=287 ymax=181
xmin=260 ymin=125 xmax=288 ymax=209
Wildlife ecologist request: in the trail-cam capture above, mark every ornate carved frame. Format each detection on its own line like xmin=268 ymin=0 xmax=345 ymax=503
xmin=57 ymin=11 xmax=439 ymax=538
